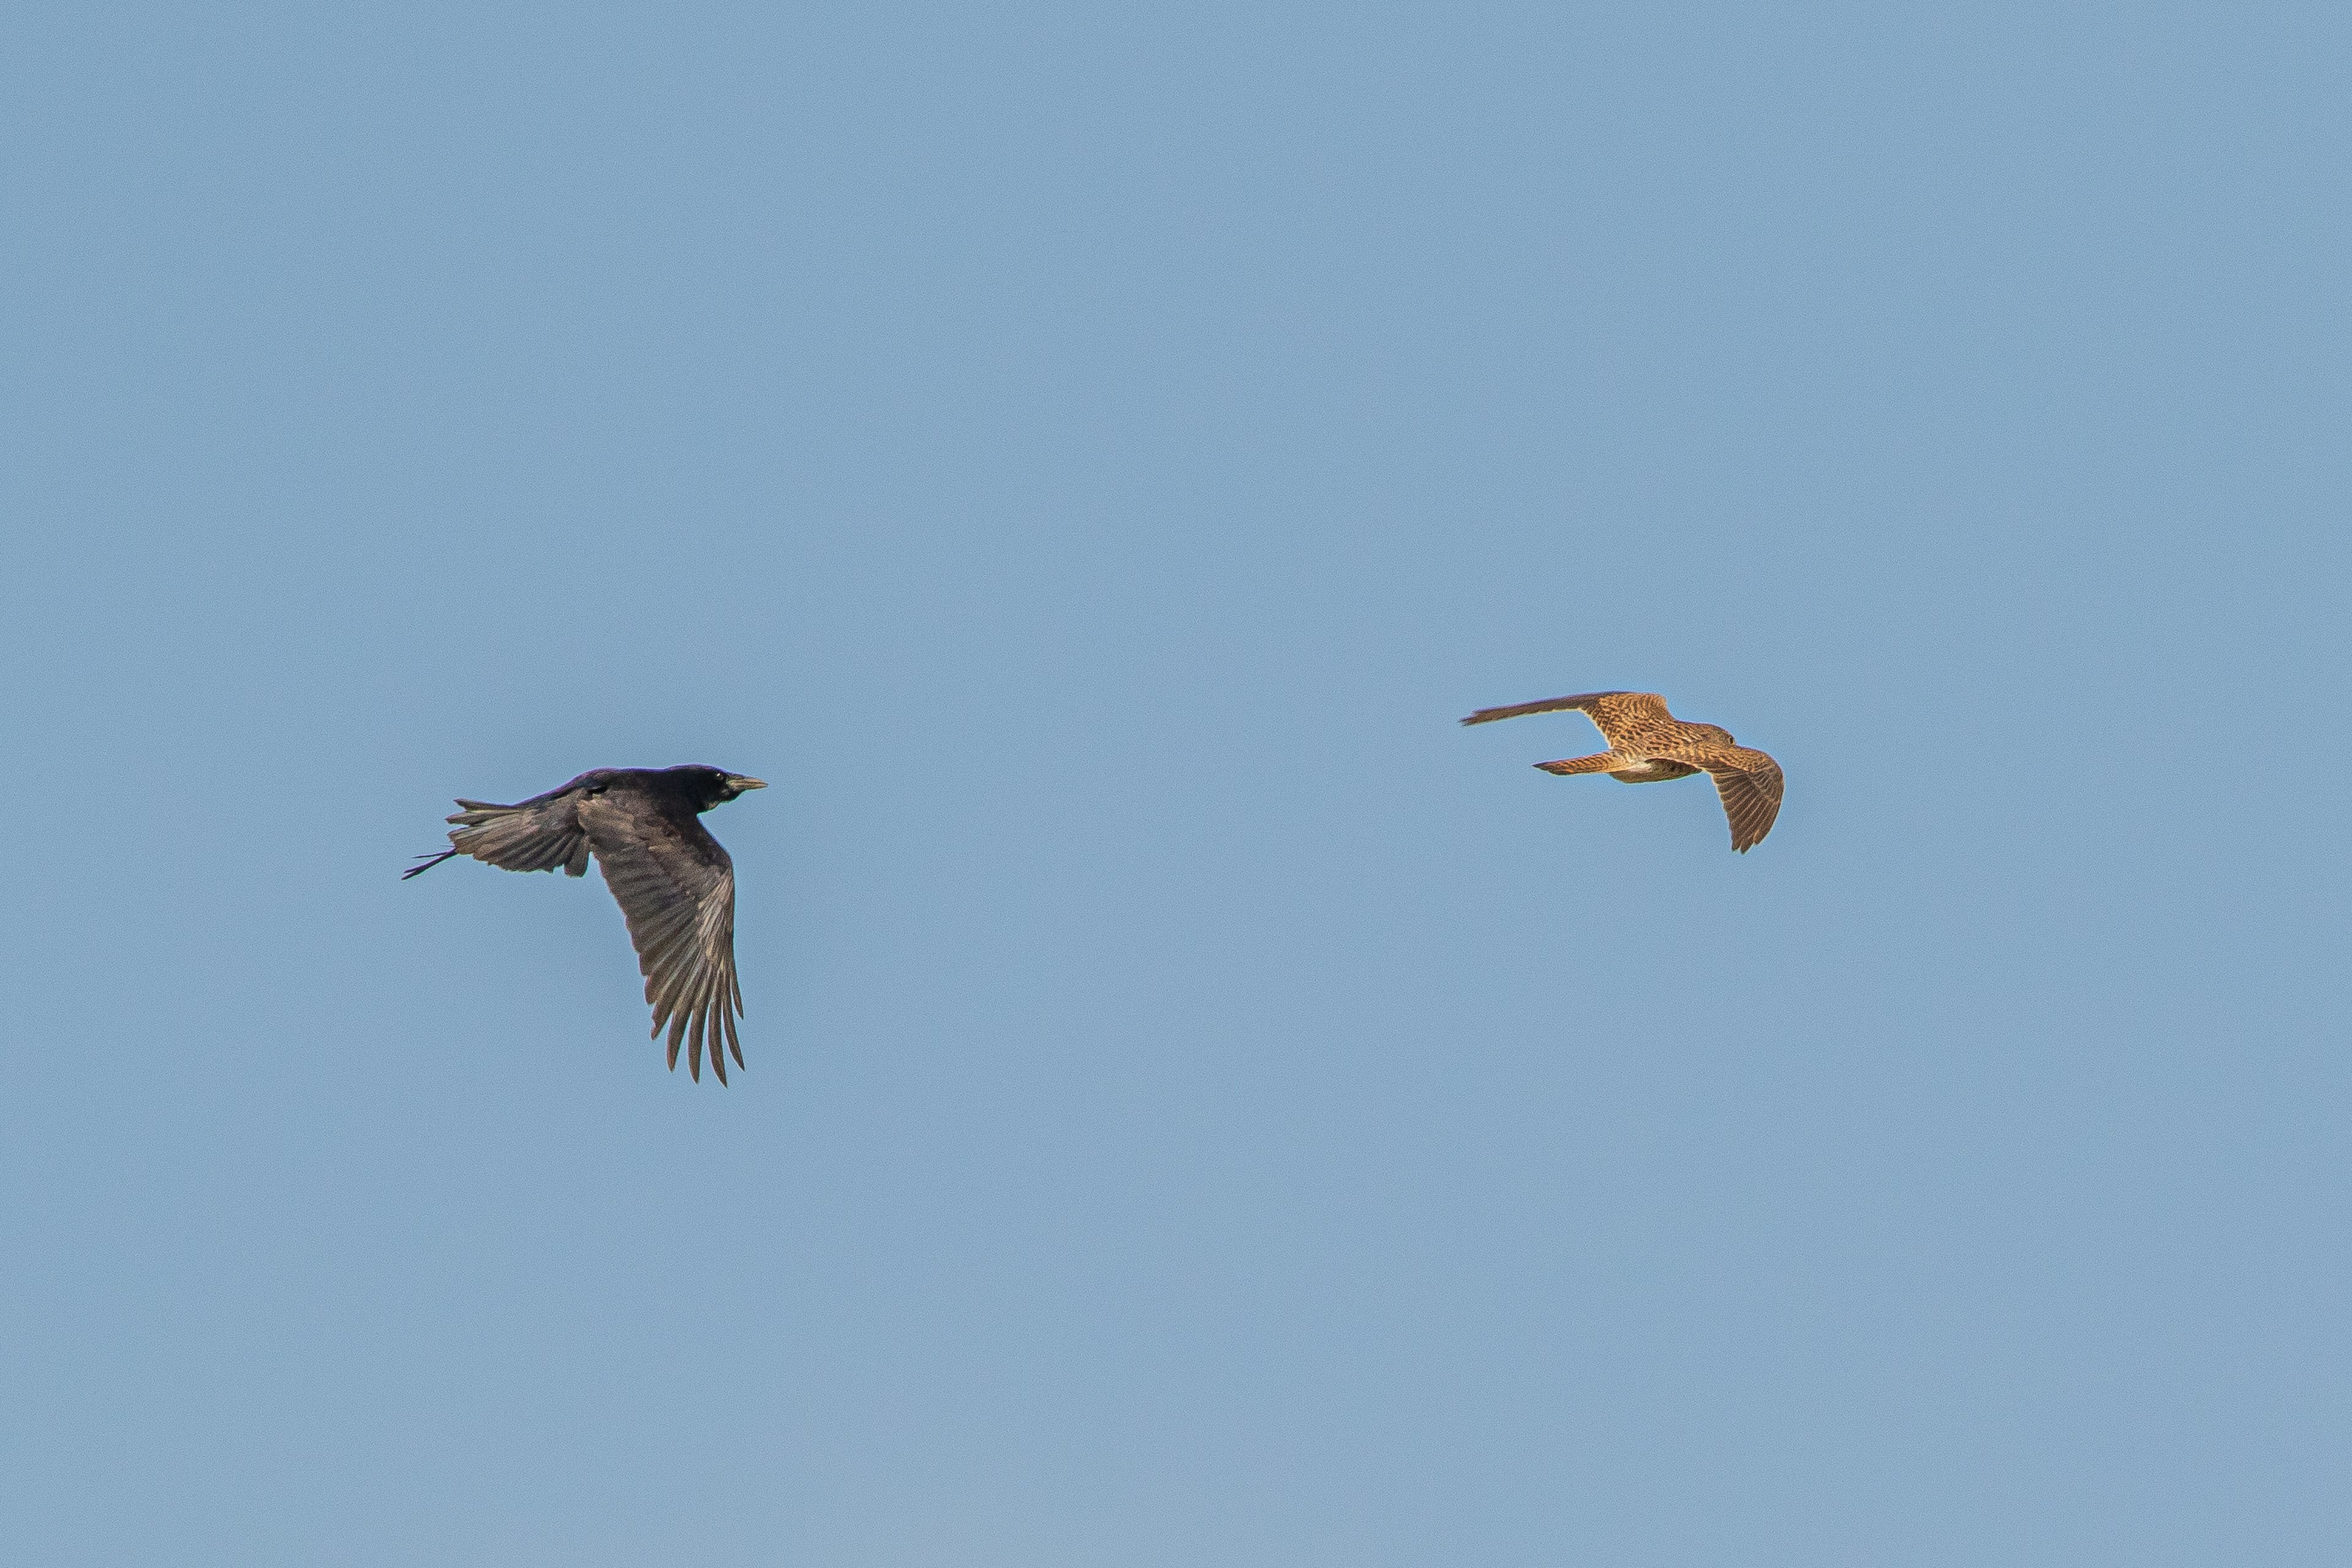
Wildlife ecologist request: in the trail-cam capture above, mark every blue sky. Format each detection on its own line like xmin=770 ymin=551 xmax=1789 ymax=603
xmin=5 ymin=4 xmax=2347 ymax=1564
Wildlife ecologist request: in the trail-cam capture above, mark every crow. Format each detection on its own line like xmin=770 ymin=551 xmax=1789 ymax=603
xmin=405 ymin=766 xmax=767 ymax=1082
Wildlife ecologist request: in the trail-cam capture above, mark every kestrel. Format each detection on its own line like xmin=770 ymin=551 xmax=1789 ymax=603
xmin=1461 ymin=692 xmax=1784 ymax=852
xmin=404 ymin=765 xmax=766 ymax=1082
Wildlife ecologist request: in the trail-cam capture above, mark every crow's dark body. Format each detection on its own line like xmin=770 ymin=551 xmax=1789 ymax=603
xmin=405 ymin=765 xmax=765 ymax=1082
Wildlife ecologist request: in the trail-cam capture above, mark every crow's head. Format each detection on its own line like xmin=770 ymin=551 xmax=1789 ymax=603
xmin=670 ymin=765 xmax=768 ymax=809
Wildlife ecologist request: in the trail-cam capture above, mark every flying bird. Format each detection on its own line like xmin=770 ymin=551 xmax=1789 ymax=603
xmin=1461 ymin=692 xmax=1783 ymax=852
xmin=404 ymin=766 xmax=767 ymax=1082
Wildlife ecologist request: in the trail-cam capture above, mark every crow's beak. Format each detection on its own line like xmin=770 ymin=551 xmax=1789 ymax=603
xmin=727 ymin=776 xmax=768 ymax=791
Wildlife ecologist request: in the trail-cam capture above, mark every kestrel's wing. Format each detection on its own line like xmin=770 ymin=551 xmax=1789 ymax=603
xmin=578 ymin=792 xmax=744 ymax=1084
xmin=1460 ymin=692 xmax=1678 ymax=748
xmin=428 ymin=793 xmax=592 ymax=877
xmin=1655 ymin=743 xmax=1784 ymax=853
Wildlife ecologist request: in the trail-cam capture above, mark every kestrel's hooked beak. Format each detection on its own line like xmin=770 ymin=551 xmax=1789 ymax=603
xmin=726 ymin=775 xmax=768 ymax=793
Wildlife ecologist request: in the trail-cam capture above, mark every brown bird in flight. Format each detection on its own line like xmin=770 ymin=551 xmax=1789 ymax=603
xmin=404 ymin=766 xmax=766 ymax=1082
xmin=1461 ymin=692 xmax=1784 ymax=852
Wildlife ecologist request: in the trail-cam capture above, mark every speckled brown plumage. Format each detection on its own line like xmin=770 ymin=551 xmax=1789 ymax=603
xmin=1461 ymin=691 xmax=1784 ymax=852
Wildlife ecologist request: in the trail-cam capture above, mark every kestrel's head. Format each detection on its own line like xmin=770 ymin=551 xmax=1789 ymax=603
xmin=1697 ymin=723 xmax=1735 ymax=744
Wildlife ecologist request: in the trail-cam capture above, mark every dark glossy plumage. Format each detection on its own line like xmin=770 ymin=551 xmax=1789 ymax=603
xmin=405 ymin=766 xmax=766 ymax=1082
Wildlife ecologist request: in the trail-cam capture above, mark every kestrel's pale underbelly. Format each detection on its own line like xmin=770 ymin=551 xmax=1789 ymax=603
xmin=1608 ymin=758 xmax=1703 ymax=783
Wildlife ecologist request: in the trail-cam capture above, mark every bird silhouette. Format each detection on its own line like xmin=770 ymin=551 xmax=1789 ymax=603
xmin=1461 ymin=692 xmax=1783 ymax=852
xmin=405 ymin=766 xmax=766 ymax=1081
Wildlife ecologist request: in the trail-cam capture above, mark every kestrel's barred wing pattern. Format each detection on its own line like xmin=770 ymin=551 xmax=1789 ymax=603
xmin=1710 ymin=757 xmax=1783 ymax=854
xmin=1460 ymin=691 xmax=1678 ymax=748
xmin=579 ymin=790 xmax=745 ymax=1085
xmin=1654 ymin=742 xmax=1784 ymax=853
xmin=1458 ymin=691 xmax=1628 ymax=726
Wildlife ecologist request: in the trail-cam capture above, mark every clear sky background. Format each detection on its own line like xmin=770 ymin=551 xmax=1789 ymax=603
xmin=5 ymin=4 xmax=2347 ymax=1564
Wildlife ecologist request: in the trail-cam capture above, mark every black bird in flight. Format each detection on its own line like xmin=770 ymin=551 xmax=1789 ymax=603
xmin=405 ymin=766 xmax=767 ymax=1082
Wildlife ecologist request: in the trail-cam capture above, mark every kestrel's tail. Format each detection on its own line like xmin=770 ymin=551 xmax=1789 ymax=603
xmin=1534 ymin=752 xmax=1626 ymax=775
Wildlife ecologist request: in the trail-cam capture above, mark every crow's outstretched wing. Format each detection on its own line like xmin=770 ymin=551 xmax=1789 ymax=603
xmin=403 ymin=782 xmax=597 ymax=880
xmin=579 ymin=790 xmax=744 ymax=1084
